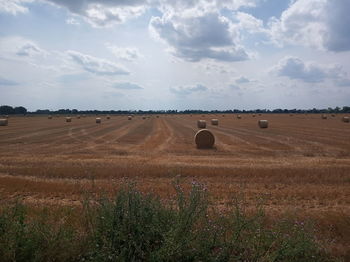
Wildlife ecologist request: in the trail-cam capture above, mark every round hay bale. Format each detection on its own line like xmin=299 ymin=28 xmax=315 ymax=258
xmin=96 ymin=118 xmax=101 ymax=124
xmin=106 ymin=115 xmax=111 ymax=120
xmin=222 ymin=115 xmax=225 ymax=117
xmin=128 ymin=116 xmax=132 ymax=120
xmin=142 ymin=116 xmax=146 ymax=119
xmin=197 ymin=120 xmax=206 ymax=128
xmin=342 ymin=116 xmax=349 ymax=123
xmin=48 ymin=115 xmax=52 ymax=119
xmin=66 ymin=117 xmax=72 ymax=123
xmin=252 ymin=114 xmax=256 ymax=117
xmin=321 ymin=114 xmax=327 ymax=119
xmin=76 ymin=115 xmax=81 ymax=119
xmin=290 ymin=114 xmax=293 ymax=117
xmin=331 ymin=114 xmax=335 ymax=117
xmin=211 ymin=119 xmax=219 ymax=126
xmin=258 ymin=120 xmax=268 ymax=128
xmin=237 ymin=115 xmax=242 ymax=119
xmin=195 ymin=129 xmax=215 ymax=149
xmin=0 ymin=119 xmax=8 ymax=126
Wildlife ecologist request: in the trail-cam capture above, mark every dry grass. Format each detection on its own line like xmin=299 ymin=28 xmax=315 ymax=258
xmin=0 ymin=114 xmax=350 ymax=259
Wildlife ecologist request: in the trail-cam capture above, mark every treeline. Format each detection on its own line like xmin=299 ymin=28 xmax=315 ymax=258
xmin=1 ymin=105 xmax=350 ymax=115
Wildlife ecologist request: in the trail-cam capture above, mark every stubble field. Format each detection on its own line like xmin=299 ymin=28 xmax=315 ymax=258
xmin=1 ymin=113 xmax=350 ymax=257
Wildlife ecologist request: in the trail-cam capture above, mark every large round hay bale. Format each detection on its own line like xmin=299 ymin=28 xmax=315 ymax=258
xmin=237 ymin=115 xmax=242 ymax=119
xmin=194 ymin=129 xmax=215 ymax=149
xmin=128 ymin=116 xmax=132 ymax=120
xmin=197 ymin=120 xmax=206 ymax=128
xmin=66 ymin=117 xmax=72 ymax=123
xmin=342 ymin=116 xmax=349 ymax=123
xmin=258 ymin=120 xmax=268 ymax=128
xmin=96 ymin=118 xmax=101 ymax=124
xmin=321 ymin=114 xmax=327 ymax=119
xmin=211 ymin=119 xmax=219 ymax=126
xmin=0 ymin=119 xmax=8 ymax=126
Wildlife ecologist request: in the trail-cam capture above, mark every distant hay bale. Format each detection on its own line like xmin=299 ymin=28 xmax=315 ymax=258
xmin=156 ymin=116 xmax=159 ymax=118
xmin=321 ymin=114 xmax=327 ymax=119
xmin=96 ymin=118 xmax=101 ymax=124
xmin=128 ymin=116 xmax=132 ymax=120
xmin=237 ymin=115 xmax=242 ymax=119
xmin=197 ymin=120 xmax=206 ymax=128
xmin=331 ymin=114 xmax=335 ymax=117
xmin=194 ymin=129 xmax=215 ymax=149
xmin=290 ymin=114 xmax=293 ymax=117
xmin=252 ymin=114 xmax=256 ymax=117
xmin=222 ymin=115 xmax=225 ymax=117
xmin=342 ymin=116 xmax=349 ymax=123
xmin=0 ymin=119 xmax=8 ymax=126
xmin=48 ymin=115 xmax=52 ymax=119
xmin=107 ymin=115 xmax=111 ymax=119
xmin=258 ymin=120 xmax=268 ymax=128
xmin=76 ymin=115 xmax=81 ymax=119
xmin=211 ymin=119 xmax=219 ymax=126
xmin=66 ymin=117 xmax=72 ymax=123
xmin=142 ymin=116 xmax=146 ymax=119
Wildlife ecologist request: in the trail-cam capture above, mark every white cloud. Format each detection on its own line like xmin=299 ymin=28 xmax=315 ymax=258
xmin=150 ymin=11 xmax=249 ymax=62
xmin=170 ymin=84 xmax=207 ymax=95
xmin=0 ymin=0 xmax=32 ymax=15
xmin=271 ymin=56 xmax=350 ymax=85
xmin=106 ymin=44 xmax=142 ymax=62
xmin=269 ymin=0 xmax=350 ymax=52
xmin=66 ymin=17 xmax=80 ymax=25
xmin=67 ymin=50 xmax=130 ymax=75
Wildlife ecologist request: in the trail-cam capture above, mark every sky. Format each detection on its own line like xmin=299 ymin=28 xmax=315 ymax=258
xmin=0 ymin=0 xmax=350 ymax=111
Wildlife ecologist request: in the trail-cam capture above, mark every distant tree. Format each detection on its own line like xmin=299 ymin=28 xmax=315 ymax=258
xmin=0 ymin=105 xmax=15 ymax=114
xmin=14 ymin=106 xmax=27 ymax=114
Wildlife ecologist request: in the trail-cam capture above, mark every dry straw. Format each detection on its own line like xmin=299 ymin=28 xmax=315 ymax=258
xmin=211 ymin=119 xmax=219 ymax=126
xmin=66 ymin=117 xmax=72 ymax=123
xmin=194 ymin=129 xmax=215 ymax=149
xmin=96 ymin=118 xmax=101 ymax=124
xmin=342 ymin=116 xmax=349 ymax=123
xmin=258 ymin=120 xmax=268 ymax=128
xmin=197 ymin=120 xmax=206 ymax=128
xmin=0 ymin=119 xmax=8 ymax=126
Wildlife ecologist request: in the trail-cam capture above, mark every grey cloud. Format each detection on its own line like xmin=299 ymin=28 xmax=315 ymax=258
xmin=150 ymin=12 xmax=249 ymax=62
xmin=113 ymin=82 xmax=143 ymax=90
xmin=16 ymin=42 xmax=42 ymax=56
xmin=269 ymin=0 xmax=350 ymax=52
xmin=67 ymin=50 xmax=129 ymax=75
xmin=44 ymin=0 xmax=147 ymax=27
xmin=272 ymin=56 xmax=350 ymax=85
xmin=0 ymin=77 xmax=19 ymax=86
xmin=170 ymin=84 xmax=207 ymax=95
xmin=235 ymin=76 xmax=250 ymax=84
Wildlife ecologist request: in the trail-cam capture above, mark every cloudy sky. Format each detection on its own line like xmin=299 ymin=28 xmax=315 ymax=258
xmin=0 ymin=0 xmax=349 ymax=111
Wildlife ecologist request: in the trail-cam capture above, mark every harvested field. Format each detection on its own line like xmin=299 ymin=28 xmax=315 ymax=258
xmin=1 ymin=114 xmax=350 ymax=258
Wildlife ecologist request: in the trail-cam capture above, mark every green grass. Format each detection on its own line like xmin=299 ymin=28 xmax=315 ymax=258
xmin=0 ymin=181 xmax=336 ymax=261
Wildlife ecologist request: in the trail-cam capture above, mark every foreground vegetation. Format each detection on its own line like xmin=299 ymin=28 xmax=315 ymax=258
xmin=0 ymin=181 xmax=336 ymax=262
